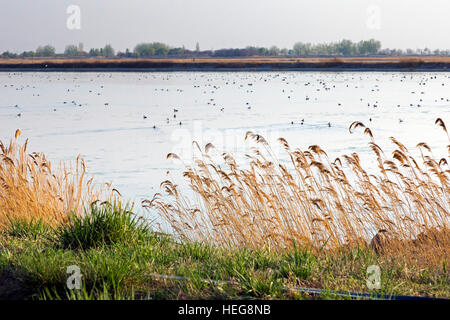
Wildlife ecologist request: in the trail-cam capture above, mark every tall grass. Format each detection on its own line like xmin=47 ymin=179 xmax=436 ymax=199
xmin=0 ymin=130 xmax=115 ymax=228
xmin=145 ymin=119 xmax=449 ymax=254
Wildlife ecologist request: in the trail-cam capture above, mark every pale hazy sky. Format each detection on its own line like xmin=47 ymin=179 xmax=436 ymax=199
xmin=1 ymin=0 xmax=450 ymax=53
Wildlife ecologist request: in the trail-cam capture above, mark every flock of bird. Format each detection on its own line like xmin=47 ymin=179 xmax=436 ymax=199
xmin=2 ymin=72 xmax=450 ymax=131
xmin=136 ymin=73 xmax=449 ymax=129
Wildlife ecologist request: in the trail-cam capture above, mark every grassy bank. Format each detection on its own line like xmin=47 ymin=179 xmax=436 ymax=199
xmin=0 ymin=202 xmax=448 ymax=300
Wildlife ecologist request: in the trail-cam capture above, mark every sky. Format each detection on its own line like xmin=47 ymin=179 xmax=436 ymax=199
xmin=1 ymin=0 xmax=450 ymax=53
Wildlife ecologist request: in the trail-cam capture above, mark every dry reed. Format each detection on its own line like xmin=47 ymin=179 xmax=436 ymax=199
xmin=145 ymin=119 xmax=449 ymax=254
xmin=0 ymin=130 xmax=115 ymax=228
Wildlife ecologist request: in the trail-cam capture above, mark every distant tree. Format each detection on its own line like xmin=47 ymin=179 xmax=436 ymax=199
xmin=355 ymin=39 xmax=379 ymax=55
xmin=8 ymin=39 xmax=450 ymax=58
xmin=169 ymin=47 xmax=185 ymax=56
xmin=152 ymin=42 xmax=170 ymax=56
xmin=244 ymin=46 xmax=260 ymax=56
xmin=64 ymin=45 xmax=79 ymax=57
xmin=213 ymin=48 xmax=240 ymax=57
xmin=103 ymin=44 xmax=115 ymax=57
xmin=88 ymin=48 xmax=102 ymax=57
xmin=292 ymin=42 xmax=302 ymax=56
xmin=134 ymin=42 xmax=170 ymax=57
xmin=293 ymin=42 xmax=313 ymax=56
xmin=134 ymin=43 xmax=155 ymax=57
xmin=1 ymin=51 xmax=18 ymax=58
xmin=268 ymin=46 xmax=280 ymax=56
xmin=258 ymin=47 xmax=268 ymax=56
xmin=356 ymin=40 xmax=369 ymax=55
xmin=336 ymin=39 xmax=354 ymax=55
xmin=292 ymin=39 xmax=380 ymax=56
xmin=20 ymin=51 xmax=35 ymax=58
xmin=36 ymin=45 xmax=56 ymax=57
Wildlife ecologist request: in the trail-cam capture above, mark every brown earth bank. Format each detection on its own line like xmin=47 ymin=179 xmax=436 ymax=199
xmin=1 ymin=56 xmax=450 ymax=71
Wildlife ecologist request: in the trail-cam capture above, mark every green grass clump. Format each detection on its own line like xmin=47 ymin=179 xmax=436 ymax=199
xmin=55 ymin=202 xmax=150 ymax=250
xmin=279 ymin=247 xmax=317 ymax=280
xmin=4 ymin=218 xmax=49 ymax=240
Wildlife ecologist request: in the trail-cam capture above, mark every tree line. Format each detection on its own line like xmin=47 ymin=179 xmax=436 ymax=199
xmin=2 ymin=40 xmax=450 ymax=58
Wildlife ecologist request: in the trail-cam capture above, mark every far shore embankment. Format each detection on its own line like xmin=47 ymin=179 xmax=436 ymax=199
xmin=1 ymin=56 xmax=450 ymax=72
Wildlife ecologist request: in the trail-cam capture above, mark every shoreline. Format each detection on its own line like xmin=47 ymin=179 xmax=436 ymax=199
xmin=1 ymin=57 xmax=450 ymax=72
xmin=1 ymin=67 xmax=450 ymax=72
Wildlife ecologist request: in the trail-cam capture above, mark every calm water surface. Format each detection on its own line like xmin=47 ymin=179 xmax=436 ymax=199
xmin=1 ymin=71 xmax=449 ymax=214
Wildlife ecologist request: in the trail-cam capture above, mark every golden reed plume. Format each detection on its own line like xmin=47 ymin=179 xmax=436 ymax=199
xmin=0 ymin=130 xmax=116 ymax=228
xmin=146 ymin=119 xmax=449 ymax=256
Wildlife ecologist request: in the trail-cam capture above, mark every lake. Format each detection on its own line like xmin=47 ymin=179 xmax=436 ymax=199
xmin=1 ymin=71 xmax=449 ymax=213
